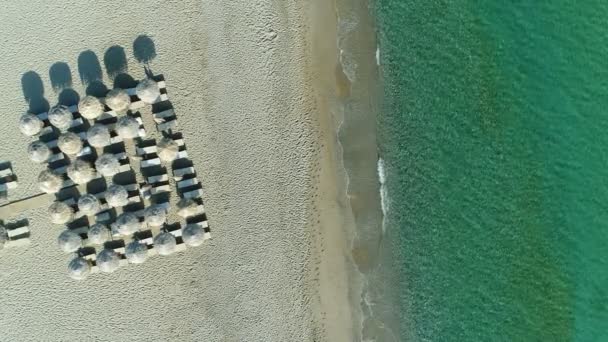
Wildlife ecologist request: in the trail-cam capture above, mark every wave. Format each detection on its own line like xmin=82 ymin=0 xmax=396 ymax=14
xmin=378 ymin=158 xmax=389 ymax=234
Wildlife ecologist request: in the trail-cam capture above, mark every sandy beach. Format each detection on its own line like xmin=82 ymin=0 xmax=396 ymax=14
xmin=0 ymin=1 xmax=361 ymax=341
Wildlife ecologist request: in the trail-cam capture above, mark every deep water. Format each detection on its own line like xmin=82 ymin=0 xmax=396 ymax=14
xmin=374 ymin=1 xmax=608 ymax=340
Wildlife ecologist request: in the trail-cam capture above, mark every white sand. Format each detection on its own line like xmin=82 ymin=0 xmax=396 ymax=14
xmin=0 ymin=0 xmax=356 ymax=341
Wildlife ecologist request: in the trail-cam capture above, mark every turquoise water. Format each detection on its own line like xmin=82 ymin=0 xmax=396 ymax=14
xmin=374 ymin=1 xmax=608 ymax=340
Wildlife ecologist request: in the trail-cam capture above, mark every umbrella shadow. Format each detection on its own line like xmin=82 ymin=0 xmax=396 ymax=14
xmin=49 ymin=62 xmax=73 ymax=92
xmin=104 ymin=45 xmax=128 ymax=82
xmin=133 ymin=35 xmax=157 ymax=64
xmin=78 ymin=50 xmax=103 ymax=85
xmin=113 ymin=73 xmax=138 ymax=89
xmin=58 ymin=89 xmax=80 ymax=107
xmin=78 ymin=50 xmax=110 ymax=97
xmin=21 ymin=71 xmax=50 ymax=114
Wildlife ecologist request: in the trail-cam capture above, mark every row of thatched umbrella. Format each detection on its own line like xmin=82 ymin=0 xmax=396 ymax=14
xmin=19 ymin=78 xmax=161 ymax=137
xmin=67 ymin=225 xmax=204 ymax=280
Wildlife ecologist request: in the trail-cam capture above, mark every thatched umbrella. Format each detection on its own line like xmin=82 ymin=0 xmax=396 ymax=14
xmin=154 ymin=231 xmax=176 ymax=256
xmin=182 ymin=224 xmax=205 ymax=247
xmin=105 ymin=184 xmax=129 ymax=208
xmin=95 ymin=153 xmax=121 ymax=177
xmin=0 ymin=225 xmax=7 ymax=250
xmin=135 ymin=78 xmax=161 ymax=104
xmin=38 ymin=169 xmax=63 ymax=193
xmin=48 ymin=105 xmax=73 ymax=130
xmin=49 ymin=201 xmax=74 ymax=224
xmin=114 ymin=212 xmax=140 ymax=235
xmin=105 ymin=89 xmax=131 ymax=112
xmin=176 ymin=198 xmax=199 ymax=218
xmin=78 ymin=95 xmax=105 ymax=120
xmin=27 ymin=141 xmax=51 ymax=163
xmin=57 ymin=230 xmax=82 ymax=253
xmin=157 ymin=137 xmax=179 ymax=163
xmin=87 ymin=223 xmax=110 ymax=245
xmin=96 ymin=249 xmax=121 ymax=273
xmin=58 ymin=132 xmax=83 ymax=155
xmin=87 ymin=124 xmax=111 ymax=148
xmin=116 ymin=116 xmax=139 ymax=139
xmin=144 ymin=205 xmax=166 ymax=227
xmin=77 ymin=194 xmax=101 ymax=216
xmin=125 ymin=241 xmax=148 ymax=264
xmin=67 ymin=159 xmax=95 ymax=185
xmin=19 ymin=113 xmax=44 ymax=136
xmin=68 ymin=257 xmax=91 ymax=280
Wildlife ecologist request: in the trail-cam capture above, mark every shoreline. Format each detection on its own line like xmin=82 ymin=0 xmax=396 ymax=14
xmin=307 ymin=0 xmax=385 ymax=341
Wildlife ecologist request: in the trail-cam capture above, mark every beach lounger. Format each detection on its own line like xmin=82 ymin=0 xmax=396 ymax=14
xmin=153 ymin=109 xmax=177 ymax=132
xmin=172 ymin=167 xmax=195 ymax=181
xmin=177 ymin=178 xmax=199 ymax=189
xmin=140 ymin=158 xmax=161 ymax=168
xmin=182 ymin=188 xmax=204 ymax=199
xmin=0 ymin=181 xmax=18 ymax=192
xmin=176 ymin=150 xmax=189 ymax=160
xmin=150 ymin=184 xmax=170 ymax=195
xmin=147 ymin=174 xmax=169 ymax=184
xmin=136 ymin=145 xmax=158 ymax=156
xmin=0 ymin=168 xmax=14 ymax=178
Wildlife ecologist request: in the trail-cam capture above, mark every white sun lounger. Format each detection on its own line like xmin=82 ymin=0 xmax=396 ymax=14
xmin=136 ymin=145 xmax=157 ymax=156
xmin=182 ymin=188 xmax=204 ymax=199
xmin=141 ymin=158 xmax=161 ymax=168
xmin=173 ymin=167 xmax=195 ymax=181
xmin=176 ymin=150 xmax=189 ymax=160
xmin=177 ymin=178 xmax=199 ymax=189
xmin=147 ymin=174 xmax=169 ymax=184
xmin=0 ymin=168 xmax=14 ymax=177
xmin=0 ymin=181 xmax=18 ymax=192
xmin=150 ymin=184 xmax=170 ymax=195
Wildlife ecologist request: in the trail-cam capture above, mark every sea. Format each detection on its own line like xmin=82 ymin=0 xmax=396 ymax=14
xmin=371 ymin=1 xmax=608 ymax=341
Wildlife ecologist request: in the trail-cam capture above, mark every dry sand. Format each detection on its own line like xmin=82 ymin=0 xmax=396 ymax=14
xmin=0 ymin=1 xmax=358 ymax=341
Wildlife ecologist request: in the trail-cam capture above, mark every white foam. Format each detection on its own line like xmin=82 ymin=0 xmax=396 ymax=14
xmin=377 ymin=158 xmax=389 ymax=234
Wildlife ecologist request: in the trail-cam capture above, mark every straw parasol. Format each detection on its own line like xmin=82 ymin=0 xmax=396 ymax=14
xmin=48 ymin=105 xmax=73 ymax=130
xmin=125 ymin=241 xmax=148 ymax=264
xmin=49 ymin=201 xmax=74 ymax=224
xmin=105 ymin=89 xmax=131 ymax=112
xmin=115 ymin=116 xmax=140 ymax=139
xmin=68 ymin=257 xmax=91 ymax=280
xmin=114 ymin=212 xmax=140 ymax=235
xmin=19 ymin=113 xmax=44 ymax=136
xmin=157 ymin=137 xmax=179 ymax=163
xmin=182 ymin=224 xmax=205 ymax=247
xmin=77 ymin=194 xmax=101 ymax=216
xmin=96 ymin=249 xmax=121 ymax=273
xmin=135 ymin=78 xmax=161 ymax=104
xmin=176 ymin=198 xmax=199 ymax=218
xmin=105 ymin=184 xmax=129 ymax=208
xmin=154 ymin=231 xmax=177 ymax=256
xmin=87 ymin=124 xmax=111 ymax=148
xmin=78 ymin=95 xmax=105 ymax=119
xmin=38 ymin=169 xmax=63 ymax=194
xmin=0 ymin=225 xmax=7 ymax=250
xmin=144 ymin=205 xmax=166 ymax=227
xmin=67 ymin=159 xmax=95 ymax=185
xmin=87 ymin=223 xmax=110 ymax=245
xmin=57 ymin=230 xmax=82 ymax=253
xmin=58 ymin=132 xmax=83 ymax=155
xmin=95 ymin=153 xmax=121 ymax=177
xmin=27 ymin=141 xmax=51 ymax=163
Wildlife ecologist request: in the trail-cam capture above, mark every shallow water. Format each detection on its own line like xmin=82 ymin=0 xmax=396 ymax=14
xmin=375 ymin=1 xmax=608 ymax=340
